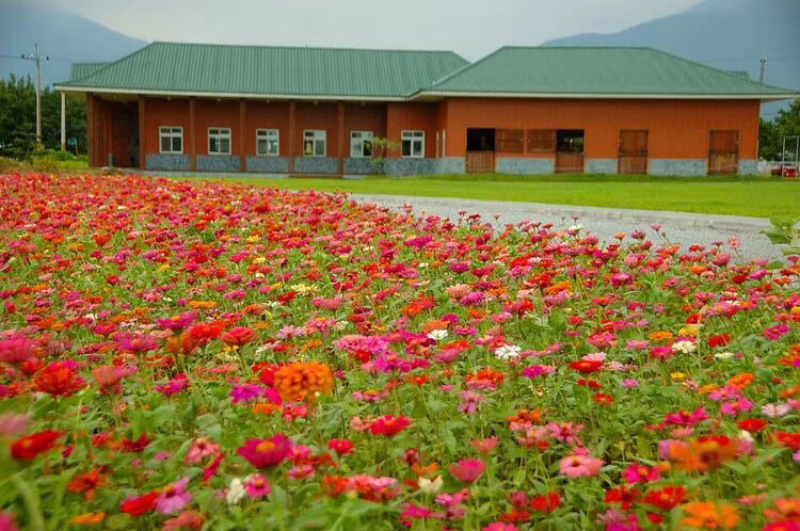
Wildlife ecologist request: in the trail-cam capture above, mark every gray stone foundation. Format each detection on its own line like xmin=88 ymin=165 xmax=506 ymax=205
xmin=246 ymin=156 xmax=290 ymax=173
xmin=196 ymin=155 xmax=240 ymax=172
xmin=384 ymin=158 xmax=438 ymax=177
xmin=496 ymin=157 xmax=555 ymax=175
xmin=738 ymin=159 xmax=758 ymax=176
xmin=146 ymin=154 xmax=191 ymax=171
xmin=586 ymin=159 xmax=617 ymax=175
xmin=343 ymin=158 xmax=377 ymax=175
xmin=648 ymin=159 xmax=707 ymax=176
xmin=294 ymin=157 xmax=338 ymax=174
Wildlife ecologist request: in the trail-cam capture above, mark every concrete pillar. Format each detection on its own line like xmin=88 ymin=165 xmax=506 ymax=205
xmin=60 ymin=92 xmax=66 ymax=151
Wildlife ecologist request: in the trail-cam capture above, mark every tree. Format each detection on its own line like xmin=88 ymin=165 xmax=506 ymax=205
xmin=0 ymin=73 xmax=87 ymax=159
xmin=759 ymin=99 xmax=800 ymax=161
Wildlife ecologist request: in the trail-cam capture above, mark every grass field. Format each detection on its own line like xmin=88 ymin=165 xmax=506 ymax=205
xmin=210 ymin=174 xmax=800 ymax=219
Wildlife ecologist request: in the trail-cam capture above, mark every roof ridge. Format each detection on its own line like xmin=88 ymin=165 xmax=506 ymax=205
xmin=59 ymin=42 xmax=155 ymax=87
xmin=647 ymin=47 xmax=796 ymax=92
xmin=149 ymin=40 xmax=462 ymax=56
xmin=428 ymin=46 xmax=507 ymax=89
xmin=518 ymin=45 xmax=654 ymax=50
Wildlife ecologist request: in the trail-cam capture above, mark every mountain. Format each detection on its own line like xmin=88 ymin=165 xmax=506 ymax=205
xmin=0 ymin=4 xmax=147 ymax=87
xmin=545 ymin=0 xmax=800 ymax=118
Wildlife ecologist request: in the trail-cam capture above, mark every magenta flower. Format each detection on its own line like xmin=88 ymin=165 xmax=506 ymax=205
xmin=458 ymin=391 xmax=484 ymax=415
xmin=157 ymin=312 xmax=197 ymax=332
xmin=243 ymin=474 xmax=271 ymax=499
xmin=237 ymin=435 xmax=292 ymax=469
xmin=720 ymin=399 xmax=753 ymax=417
xmin=663 ymin=408 xmax=709 ymax=427
xmin=116 ymin=334 xmax=160 ymax=354
xmin=0 ymin=336 xmax=37 ymax=365
xmin=546 ymin=422 xmax=584 ymax=445
xmin=156 ymin=477 xmax=192 ymax=515
xmin=449 ymin=459 xmax=486 ymax=483
xmin=621 ymin=463 xmax=660 ymax=485
xmin=522 ymin=365 xmax=556 ymax=379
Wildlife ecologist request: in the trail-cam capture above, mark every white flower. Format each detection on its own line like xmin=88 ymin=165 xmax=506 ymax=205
xmin=761 ymin=403 xmax=791 ymax=418
xmin=714 ymin=351 xmax=735 ymax=360
xmin=418 ymin=475 xmax=443 ymax=494
xmin=426 ymin=329 xmax=448 ymax=341
xmin=226 ymin=478 xmax=246 ymax=504
xmin=334 ymin=320 xmax=349 ymax=332
xmin=671 ymin=340 xmax=696 ymax=354
xmin=568 ymin=224 xmax=584 ymax=232
xmin=738 ymin=430 xmax=754 ymax=443
xmin=494 ymin=344 xmax=522 ymax=360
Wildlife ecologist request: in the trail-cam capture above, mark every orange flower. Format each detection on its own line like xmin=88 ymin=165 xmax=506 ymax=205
xmin=273 ymin=362 xmax=334 ymax=403
xmin=545 ymin=281 xmax=572 ymax=295
xmin=422 ymin=320 xmax=449 ymax=334
xmin=70 ymin=513 xmax=105 ymax=526
xmin=252 ymin=403 xmax=283 ymax=416
xmin=727 ymin=373 xmax=754 ymax=390
xmin=669 ymin=436 xmax=739 ymax=473
xmin=188 ymin=301 xmax=217 ymax=309
xmin=68 ymin=469 xmax=108 ymax=500
xmin=680 ymin=502 xmax=740 ymax=529
xmin=649 ymin=331 xmax=674 ymax=344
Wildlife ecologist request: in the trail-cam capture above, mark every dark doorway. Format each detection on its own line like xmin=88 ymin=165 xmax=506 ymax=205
xmin=555 ymin=129 xmax=585 ymax=174
xmin=110 ymin=102 xmax=140 ymax=168
xmin=466 ymin=128 xmax=496 ymax=173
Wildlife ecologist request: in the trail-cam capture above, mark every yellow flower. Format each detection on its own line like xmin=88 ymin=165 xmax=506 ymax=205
xmin=158 ymin=264 xmax=170 ymax=272
xmin=679 ymin=326 xmax=700 ymax=337
xmin=671 ymin=372 xmax=687 ymax=383
xmin=246 ymin=235 xmax=261 ymax=243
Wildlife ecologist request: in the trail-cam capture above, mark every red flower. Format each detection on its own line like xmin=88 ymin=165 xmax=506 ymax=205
xmin=449 ymin=459 xmax=486 ymax=483
xmin=643 ymin=486 xmax=685 ymax=511
xmin=530 ymin=492 xmax=561 ymax=513
xmin=121 ymin=492 xmax=158 ymax=517
xmin=32 ymin=361 xmax=85 ymax=397
xmin=578 ymin=379 xmax=602 ymax=390
xmin=776 ymin=432 xmax=800 ymax=451
xmin=221 ymin=327 xmax=257 ymax=347
xmin=738 ymin=419 xmax=768 ymax=433
xmin=202 ymin=453 xmax=225 ymax=483
xmin=122 ymin=434 xmax=150 ymax=453
xmin=593 ymin=393 xmax=615 ymax=405
xmin=369 ymin=415 xmax=411 ymax=438
xmin=68 ymin=469 xmax=108 ymax=500
xmin=708 ymin=334 xmax=732 ymax=348
xmin=569 ymin=360 xmax=603 ymax=374
xmin=327 ymin=439 xmax=355 ymax=456
xmin=605 ymin=485 xmax=641 ymax=511
xmin=11 ymin=431 xmax=63 ymax=461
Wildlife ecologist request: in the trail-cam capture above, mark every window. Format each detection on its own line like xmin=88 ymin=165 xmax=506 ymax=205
xmin=527 ymin=129 xmax=557 ymax=153
xmin=496 ymin=129 xmax=524 ymax=153
xmin=401 ymin=131 xmax=425 ymax=158
xmin=159 ymin=127 xmax=183 ymax=154
xmin=208 ymin=128 xmax=232 ymax=155
xmin=303 ymin=130 xmax=327 ymax=157
xmin=256 ymin=129 xmax=280 ymax=157
xmin=350 ymin=131 xmax=373 ymax=158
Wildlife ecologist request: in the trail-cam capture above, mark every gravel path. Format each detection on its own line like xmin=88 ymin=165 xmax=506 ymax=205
xmin=350 ymin=194 xmax=785 ymax=263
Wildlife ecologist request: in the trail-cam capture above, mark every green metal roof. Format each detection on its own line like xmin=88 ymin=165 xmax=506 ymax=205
xmin=69 ymin=62 xmax=109 ymax=82
xmin=422 ymin=47 xmax=797 ymax=100
xmin=57 ymin=42 xmax=468 ymax=99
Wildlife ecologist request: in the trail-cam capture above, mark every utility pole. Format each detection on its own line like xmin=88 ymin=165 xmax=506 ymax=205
xmin=759 ymin=55 xmax=767 ymax=83
xmin=21 ymin=43 xmax=49 ymax=146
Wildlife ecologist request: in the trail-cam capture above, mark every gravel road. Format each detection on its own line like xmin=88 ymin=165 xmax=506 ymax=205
xmin=349 ymin=194 xmax=785 ymax=263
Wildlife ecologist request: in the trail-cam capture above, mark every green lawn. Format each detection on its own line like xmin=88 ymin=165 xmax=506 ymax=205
xmin=208 ymin=174 xmax=800 ymax=219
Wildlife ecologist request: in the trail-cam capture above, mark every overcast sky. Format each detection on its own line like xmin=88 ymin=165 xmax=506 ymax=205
xmin=24 ymin=0 xmax=705 ymax=59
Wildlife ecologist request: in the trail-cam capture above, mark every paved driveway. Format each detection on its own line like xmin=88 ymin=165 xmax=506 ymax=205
xmin=350 ymin=194 xmax=784 ymax=263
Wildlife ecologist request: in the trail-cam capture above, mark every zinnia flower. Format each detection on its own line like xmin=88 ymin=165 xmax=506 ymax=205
xmin=449 ymin=459 xmax=486 ymax=483
xmin=273 ymin=362 xmax=334 ymax=403
xmin=680 ymin=502 xmax=740 ymax=530
xmin=237 ymin=435 xmax=292 ymax=469
xmin=559 ymin=454 xmax=604 ymax=478
xmin=369 ymin=415 xmax=411 ymax=438
xmin=10 ymin=430 xmax=63 ymax=461
xmin=221 ymin=327 xmax=257 ymax=347
xmin=32 ymin=361 xmax=85 ymax=397
xmin=156 ymin=477 xmax=192 ymax=515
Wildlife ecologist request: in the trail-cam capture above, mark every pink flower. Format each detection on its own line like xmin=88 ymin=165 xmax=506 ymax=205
xmin=237 ymin=435 xmax=292 ymax=469
xmin=663 ymin=408 xmax=709 ymax=427
xmin=720 ymin=399 xmax=753 ymax=417
xmin=0 ymin=336 xmax=37 ymax=364
xmin=522 ymin=365 xmax=556 ymax=379
xmin=559 ymin=454 xmax=604 ymax=478
xmin=186 ymin=438 xmax=221 ymax=465
xmin=449 ymin=459 xmax=486 ymax=483
xmin=621 ymin=464 xmax=659 ymax=485
xmin=484 ymin=524 xmax=518 ymax=531
xmin=156 ymin=477 xmax=192 ymax=515
xmin=620 ymin=379 xmax=640 ymax=389
xmin=547 ymin=422 xmax=584 ymax=445
xmin=243 ymin=474 xmax=270 ymax=498
xmin=458 ymin=391 xmax=484 ymax=415
xmin=471 ymin=437 xmax=499 ymax=455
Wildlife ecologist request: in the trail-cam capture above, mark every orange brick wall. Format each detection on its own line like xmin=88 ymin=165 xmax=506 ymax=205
xmin=386 ymin=102 xmax=438 ymax=158
xmin=194 ymin=99 xmax=241 ymax=155
xmin=245 ymin=102 xmax=290 ymax=157
xmin=143 ymin=98 xmax=191 ymax=155
xmin=443 ymin=98 xmax=760 ymax=159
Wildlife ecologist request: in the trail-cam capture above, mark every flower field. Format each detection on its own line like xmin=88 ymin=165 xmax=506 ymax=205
xmin=1 ymin=173 xmax=799 ymax=531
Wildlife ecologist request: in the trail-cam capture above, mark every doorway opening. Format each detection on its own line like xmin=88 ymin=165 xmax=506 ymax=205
xmin=466 ymin=128 xmax=496 ymax=173
xmin=555 ymin=129 xmax=584 ymax=173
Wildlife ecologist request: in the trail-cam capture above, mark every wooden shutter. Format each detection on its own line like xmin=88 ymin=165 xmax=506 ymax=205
xmin=527 ymin=129 xmax=556 ymax=153
xmin=496 ymin=129 xmax=524 ymax=153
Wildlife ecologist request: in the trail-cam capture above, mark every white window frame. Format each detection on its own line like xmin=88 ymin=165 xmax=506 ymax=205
xmin=303 ymin=130 xmax=327 ymax=157
xmin=350 ymin=131 xmax=373 ymax=158
xmin=159 ymin=126 xmax=183 ymax=154
xmin=208 ymin=127 xmax=232 ymax=155
xmin=401 ymin=130 xmax=425 ymax=159
xmin=256 ymin=128 xmax=280 ymax=157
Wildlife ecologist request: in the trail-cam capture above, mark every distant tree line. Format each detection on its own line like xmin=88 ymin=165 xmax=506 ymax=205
xmin=759 ymin=99 xmax=800 ymax=161
xmin=0 ymin=74 xmax=87 ymax=159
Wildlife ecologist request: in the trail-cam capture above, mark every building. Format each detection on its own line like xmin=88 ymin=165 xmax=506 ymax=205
xmin=56 ymin=42 xmax=797 ymax=177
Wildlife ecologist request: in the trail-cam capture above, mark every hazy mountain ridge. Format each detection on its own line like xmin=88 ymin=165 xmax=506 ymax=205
xmin=0 ymin=4 xmax=147 ymax=87
xmin=545 ymin=0 xmax=800 ymax=118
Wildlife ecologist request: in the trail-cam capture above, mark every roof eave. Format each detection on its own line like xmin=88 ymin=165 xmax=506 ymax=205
xmin=412 ymin=90 xmax=799 ymax=102
xmin=54 ymin=85 xmax=409 ymax=102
